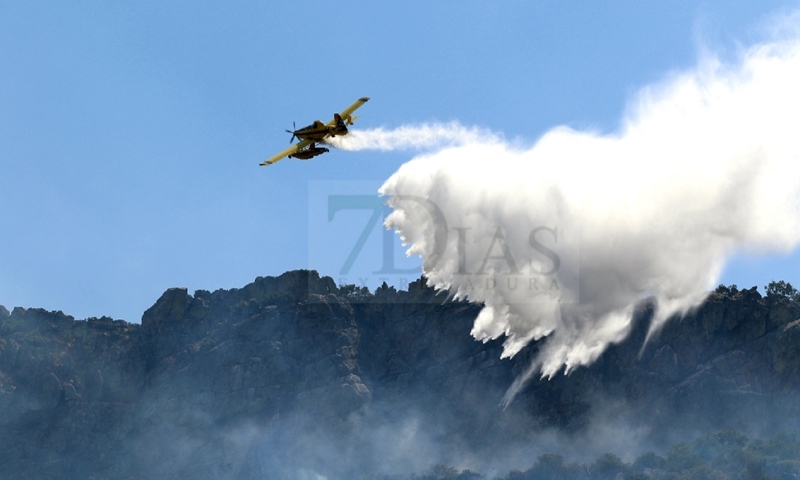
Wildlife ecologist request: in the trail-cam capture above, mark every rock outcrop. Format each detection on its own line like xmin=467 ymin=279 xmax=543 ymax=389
xmin=1 ymin=271 xmax=799 ymax=478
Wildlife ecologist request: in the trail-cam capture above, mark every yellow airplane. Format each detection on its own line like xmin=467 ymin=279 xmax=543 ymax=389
xmin=260 ymin=97 xmax=370 ymax=166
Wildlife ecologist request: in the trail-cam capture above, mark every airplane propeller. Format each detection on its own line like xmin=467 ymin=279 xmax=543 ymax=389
xmin=285 ymin=121 xmax=297 ymax=143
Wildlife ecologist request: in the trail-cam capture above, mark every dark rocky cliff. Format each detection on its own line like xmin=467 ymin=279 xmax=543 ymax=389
xmin=1 ymin=271 xmax=799 ymax=478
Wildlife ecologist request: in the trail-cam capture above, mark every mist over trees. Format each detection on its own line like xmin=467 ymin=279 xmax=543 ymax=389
xmin=359 ymin=430 xmax=800 ymax=480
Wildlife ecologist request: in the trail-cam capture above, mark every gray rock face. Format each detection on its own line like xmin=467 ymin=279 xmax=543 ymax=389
xmin=1 ymin=271 xmax=799 ymax=478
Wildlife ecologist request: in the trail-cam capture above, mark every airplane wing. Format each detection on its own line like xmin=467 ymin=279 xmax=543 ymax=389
xmin=326 ymin=97 xmax=370 ymax=126
xmin=260 ymin=139 xmax=312 ymax=166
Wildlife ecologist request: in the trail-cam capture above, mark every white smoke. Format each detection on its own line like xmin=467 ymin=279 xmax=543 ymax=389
xmin=370 ymin=24 xmax=800 ymax=404
xmin=325 ymin=122 xmax=501 ymax=151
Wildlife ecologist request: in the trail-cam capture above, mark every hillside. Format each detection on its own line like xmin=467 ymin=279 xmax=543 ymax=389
xmin=1 ymin=270 xmax=799 ymax=478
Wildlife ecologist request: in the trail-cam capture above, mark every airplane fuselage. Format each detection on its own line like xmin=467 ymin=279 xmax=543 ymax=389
xmin=290 ymin=114 xmax=349 ymax=141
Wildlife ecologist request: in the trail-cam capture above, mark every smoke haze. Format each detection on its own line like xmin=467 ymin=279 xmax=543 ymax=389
xmin=350 ymin=25 xmax=800 ymax=403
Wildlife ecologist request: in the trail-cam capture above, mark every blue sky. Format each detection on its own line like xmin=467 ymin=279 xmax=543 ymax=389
xmin=2 ymin=1 xmax=799 ymax=322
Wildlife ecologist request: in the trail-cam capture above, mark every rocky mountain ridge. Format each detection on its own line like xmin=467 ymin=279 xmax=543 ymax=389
xmin=1 ymin=270 xmax=799 ymax=478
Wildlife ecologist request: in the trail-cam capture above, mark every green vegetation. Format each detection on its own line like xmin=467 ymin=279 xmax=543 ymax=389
xmin=765 ymin=280 xmax=800 ymax=302
xmin=715 ymin=280 xmax=800 ymax=303
xmin=715 ymin=284 xmax=740 ymax=295
xmin=359 ymin=430 xmax=800 ymax=480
